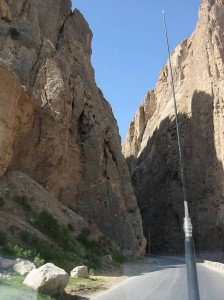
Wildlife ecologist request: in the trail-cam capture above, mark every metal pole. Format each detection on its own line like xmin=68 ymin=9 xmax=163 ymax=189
xmin=162 ymin=11 xmax=200 ymax=300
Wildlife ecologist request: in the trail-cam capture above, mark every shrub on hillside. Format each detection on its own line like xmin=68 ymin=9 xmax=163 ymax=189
xmin=0 ymin=196 xmax=5 ymax=208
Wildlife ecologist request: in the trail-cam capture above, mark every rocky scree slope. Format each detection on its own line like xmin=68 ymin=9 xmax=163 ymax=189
xmin=0 ymin=0 xmax=145 ymax=256
xmin=123 ymin=0 xmax=224 ymax=259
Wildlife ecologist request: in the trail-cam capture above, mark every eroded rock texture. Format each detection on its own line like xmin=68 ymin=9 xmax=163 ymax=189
xmin=0 ymin=62 xmax=34 ymax=177
xmin=123 ymin=0 xmax=224 ymax=259
xmin=0 ymin=0 xmax=145 ymax=255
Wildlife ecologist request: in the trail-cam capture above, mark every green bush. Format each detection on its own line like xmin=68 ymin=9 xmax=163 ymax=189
xmin=9 ymin=224 xmax=18 ymax=235
xmin=77 ymin=228 xmax=91 ymax=246
xmin=0 ymin=57 xmax=12 ymax=67
xmin=0 ymin=196 xmax=5 ymax=208
xmin=77 ymin=228 xmax=111 ymax=269
xmin=89 ymin=268 xmax=95 ymax=276
xmin=34 ymin=211 xmax=63 ymax=239
xmin=98 ymin=235 xmax=111 ymax=252
xmin=34 ymin=254 xmax=45 ymax=267
xmin=0 ymin=233 xmax=80 ymax=271
xmin=33 ymin=210 xmax=72 ymax=252
xmin=68 ymin=223 xmax=73 ymax=231
xmin=0 ymin=231 xmax=7 ymax=246
xmin=83 ymin=250 xmax=101 ymax=270
xmin=21 ymin=230 xmax=34 ymax=245
xmin=19 ymin=231 xmax=59 ymax=262
xmin=77 ymin=229 xmax=105 ymax=257
xmin=33 ymin=211 xmax=59 ymax=238
xmin=0 ymin=212 xmax=110 ymax=271
xmin=9 ymin=27 xmax=20 ymax=40
xmin=2 ymin=241 xmax=46 ymax=267
xmin=111 ymin=250 xmax=126 ymax=264
xmin=2 ymin=243 xmax=33 ymax=259
xmin=13 ymin=195 xmax=31 ymax=211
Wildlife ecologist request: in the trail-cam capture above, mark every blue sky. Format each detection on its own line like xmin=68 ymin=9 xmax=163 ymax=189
xmin=71 ymin=0 xmax=201 ymax=141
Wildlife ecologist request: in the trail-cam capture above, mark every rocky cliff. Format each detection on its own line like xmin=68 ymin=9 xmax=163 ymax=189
xmin=0 ymin=0 xmax=145 ymax=256
xmin=123 ymin=0 xmax=224 ymax=259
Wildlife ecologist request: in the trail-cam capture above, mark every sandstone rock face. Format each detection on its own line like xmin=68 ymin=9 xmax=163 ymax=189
xmin=123 ymin=90 xmax=156 ymax=173
xmin=23 ymin=263 xmax=69 ymax=294
xmin=0 ymin=62 xmax=34 ymax=177
xmin=0 ymin=0 xmax=145 ymax=255
xmin=123 ymin=0 xmax=224 ymax=259
xmin=0 ymin=0 xmax=11 ymax=21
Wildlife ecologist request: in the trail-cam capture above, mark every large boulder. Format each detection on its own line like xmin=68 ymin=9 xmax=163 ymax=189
xmin=13 ymin=260 xmax=36 ymax=276
xmin=70 ymin=266 xmax=88 ymax=278
xmin=23 ymin=263 xmax=69 ymax=294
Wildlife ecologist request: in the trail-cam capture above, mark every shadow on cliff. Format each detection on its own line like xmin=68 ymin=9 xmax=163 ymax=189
xmin=128 ymin=90 xmax=224 ymax=260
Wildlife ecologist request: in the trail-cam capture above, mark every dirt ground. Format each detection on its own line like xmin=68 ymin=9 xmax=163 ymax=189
xmin=75 ymin=257 xmax=155 ymax=299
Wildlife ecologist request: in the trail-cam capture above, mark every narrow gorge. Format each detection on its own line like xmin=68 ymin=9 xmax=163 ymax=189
xmin=123 ymin=0 xmax=224 ymax=260
xmin=1 ymin=0 xmax=224 ymax=269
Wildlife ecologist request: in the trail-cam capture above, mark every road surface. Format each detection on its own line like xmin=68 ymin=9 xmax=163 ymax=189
xmin=91 ymin=256 xmax=224 ymax=300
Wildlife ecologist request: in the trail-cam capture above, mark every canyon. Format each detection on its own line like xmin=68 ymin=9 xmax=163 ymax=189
xmin=0 ymin=0 xmax=145 ymax=257
xmin=123 ymin=0 xmax=224 ymax=259
xmin=1 ymin=0 xmax=224 ymax=265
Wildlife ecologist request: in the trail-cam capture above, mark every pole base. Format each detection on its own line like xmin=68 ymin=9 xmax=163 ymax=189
xmin=185 ymin=236 xmax=200 ymax=300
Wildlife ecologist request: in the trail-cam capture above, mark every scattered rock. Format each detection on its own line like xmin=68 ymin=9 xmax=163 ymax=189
xmin=13 ymin=259 xmax=36 ymax=275
xmin=0 ymin=258 xmax=15 ymax=269
xmin=23 ymin=263 xmax=69 ymax=294
xmin=70 ymin=266 xmax=89 ymax=278
xmin=101 ymin=255 xmax=113 ymax=262
xmin=14 ymin=258 xmax=24 ymax=264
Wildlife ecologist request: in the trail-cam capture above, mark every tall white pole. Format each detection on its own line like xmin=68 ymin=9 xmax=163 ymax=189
xmin=162 ymin=10 xmax=200 ymax=300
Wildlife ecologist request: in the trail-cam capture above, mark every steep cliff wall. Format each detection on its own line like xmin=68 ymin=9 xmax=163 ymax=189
xmin=0 ymin=61 xmax=34 ymax=176
xmin=123 ymin=0 xmax=224 ymax=259
xmin=0 ymin=0 xmax=145 ymax=256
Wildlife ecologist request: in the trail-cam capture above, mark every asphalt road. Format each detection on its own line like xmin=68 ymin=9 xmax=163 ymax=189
xmin=91 ymin=256 xmax=224 ymax=300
